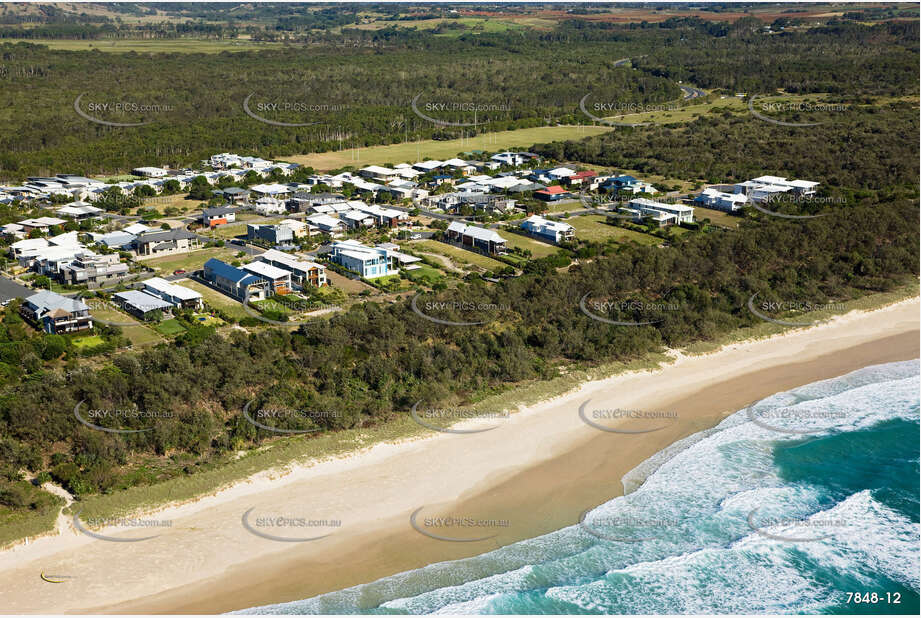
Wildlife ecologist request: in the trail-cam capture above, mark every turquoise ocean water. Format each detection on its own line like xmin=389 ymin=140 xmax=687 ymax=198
xmin=238 ymin=360 xmax=920 ymax=615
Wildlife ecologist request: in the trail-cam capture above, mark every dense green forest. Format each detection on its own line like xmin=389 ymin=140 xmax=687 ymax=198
xmin=0 ymin=18 xmax=916 ymax=179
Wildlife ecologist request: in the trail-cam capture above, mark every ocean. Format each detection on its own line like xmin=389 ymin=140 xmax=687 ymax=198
xmin=238 ymin=360 xmax=920 ymax=615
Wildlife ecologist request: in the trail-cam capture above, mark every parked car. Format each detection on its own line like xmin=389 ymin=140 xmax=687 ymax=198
xmin=173 ymin=269 xmax=186 ymax=275
xmin=410 ymin=233 xmax=422 ymax=240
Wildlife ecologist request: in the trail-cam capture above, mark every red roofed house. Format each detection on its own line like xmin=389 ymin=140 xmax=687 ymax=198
xmin=566 ymin=170 xmax=599 ymax=189
xmin=534 ymin=185 xmax=573 ymax=202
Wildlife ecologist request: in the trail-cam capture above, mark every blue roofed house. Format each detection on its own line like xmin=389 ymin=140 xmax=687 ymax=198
xmin=20 ymin=290 xmax=92 ymax=334
xmin=203 ymin=258 xmax=270 ymax=302
xmin=601 ymin=175 xmax=656 ymax=196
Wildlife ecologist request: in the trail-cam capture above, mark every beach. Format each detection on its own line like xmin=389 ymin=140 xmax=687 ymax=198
xmin=1 ymin=297 xmax=918 ymax=614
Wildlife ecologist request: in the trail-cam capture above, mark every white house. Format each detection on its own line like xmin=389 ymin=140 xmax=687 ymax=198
xmin=520 ymin=215 xmax=575 ymax=243
xmin=696 ymin=188 xmax=748 ymax=212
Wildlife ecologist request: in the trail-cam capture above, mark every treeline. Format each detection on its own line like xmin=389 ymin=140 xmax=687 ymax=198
xmin=0 ymin=190 xmax=916 ymax=497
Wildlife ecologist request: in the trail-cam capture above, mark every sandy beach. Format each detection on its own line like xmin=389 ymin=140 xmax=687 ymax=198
xmin=0 ymin=297 xmax=918 ymax=614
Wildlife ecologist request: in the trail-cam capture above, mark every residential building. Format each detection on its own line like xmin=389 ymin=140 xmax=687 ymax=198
xmin=339 ymin=209 xmax=375 ymax=230
xmin=696 ymin=188 xmax=748 ymax=212
xmin=143 ymin=277 xmax=203 ymax=310
xmin=329 ymin=240 xmax=390 ymax=279
xmin=520 ymin=215 xmax=575 ymax=243
xmin=445 ymin=222 xmax=507 ymax=255
xmin=253 ymin=196 xmax=286 ymax=215
xmin=18 ymin=217 xmax=67 ymax=233
xmin=203 ymin=258 xmax=270 ymax=302
xmin=622 ymin=198 xmax=695 ymax=226
xmin=135 ymin=229 xmax=200 ymax=258
xmin=256 ymin=249 xmax=327 ymax=288
xmin=56 ymin=202 xmax=104 ymax=220
xmin=247 ymin=223 xmax=294 ymax=245
xmin=241 ymin=261 xmax=292 ymax=295
xmin=305 ymin=214 xmax=344 ymax=235
xmin=249 ymin=183 xmax=291 ymax=199
xmin=132 ymin=166 xmax=169 ymax=178
xmin=20 ymin=290 xmax=92 ymax=334
xmin=202 ymin=206 xmax=237 ymax=227
xmin=534 ymin=185 xmax=573 ymax=202
xmin=113 ymin=290 xmax=173 ymax=320
xmin=60 ymin=254 xmax=130 ymax=288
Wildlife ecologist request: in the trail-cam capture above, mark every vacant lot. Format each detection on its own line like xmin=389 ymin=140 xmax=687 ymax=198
xmin=175 ymin=280 xmax=248 ymax=320
xmin=567 ymin=215 xmax=661 ymax=245
xmin=284 ymin=125 xmax=613 ymax=171
xmin=90 ymin=306 xmax=163 ymax=347
xmin=141 ymin=247 xmax=241 ymax=274
xmin=694 ymin=207 xmax=743 ymax=229
xmin=497 ymin=229 xmax=559 ymax=258
xmin=325 ymin=270 xmax=375 ymax=294
xmin=410 ymin=240 xmax=507 ymax=272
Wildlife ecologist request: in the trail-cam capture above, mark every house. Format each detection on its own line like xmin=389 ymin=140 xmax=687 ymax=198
xmin=601 ymin=175 xmax=656 ymax=195
xmin=142 ymin=277 xmax=203 ymax=310
xmin=534 ymin=185 xmax=573 ymax=202
xmin=277 ymin=219 xmax=308 ymax=238
xmin=135 ymin=229 xmax=200 ymax=258
xmin=203 ymin=258 xmax=270 ymax=302
xmin=113 ymin=290 xmax=173 ymax=320
xmin=256 ymin=249 xmax=327 ymax=288
xmin=212 ymin=187 xmax=251 ymax=204
xmin=622 ymin=198 xmax=695 ymax=226
xmin=1 ymin=223 xmax=25 ymax=239
xmin=412 ymin=160 xmax=444 ymax=173
xmin=247 ymin=223 xmax=294 ymax=245
xmin=56 ymin=202 xmax=105 ymax=220
xmin=329 ymin=240 xmax=390 ymax=279
xmin=351 ymin=202 xmax=408 ymax=228
xmin=18 ymin=217 xmax=67 ymax=233
xmin=20 ymin=290 xmax=92 ymax=334
xmin=202 ymin=206 xmax=237 ymax=228
xmin=339 ymin=210 xmax=375 ymax=230
xmin=253 ymin=196 xmax=286 ymax=216
xmin=132 ymin=167 xmax=169 ymax=178
xmin=122 ymin=223 xmax=151 ymax=235
xmin=376 ymin=242 xmax=422 ymax=270
xmin=696 ymin=188 xmax=748 ymax=213
xmin=359 ymin=165 xmax=401 ymax=182
xmin=445 ymin=222 xmax=507 ymax=255
xmin=91 ymin=230 xmax=137 ymax=250
xmin=249 ymin=183 xmax=291 ymax=199
xmin=305 ymin=214 xmax=344 ymax=235
xmin=520 ymin=215 xmax=575 ymax=243
xmin=748 ymin=176 xmax=820 ymax=197
xmin=60 ymin=254 xmax=130 ymax=289
xmin=241 ymin=261 xmax=292 ymax=295
xmin=490 ymin=152 xmax=528 ymax=167
xmin=565 ymin=170 xmax=598 ymax=188
xmin=547 ymin=167 xmax=576 ymax=182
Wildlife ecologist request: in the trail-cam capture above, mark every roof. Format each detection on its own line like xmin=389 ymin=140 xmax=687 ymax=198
xmin=136 ymin=229 xmax=197 ymax=244
xmin=114 ymin=290 xmax=173 ymax=312
xmin=570 ymin=170 xmax=598 ymax=180
xmin=242 ymin=261 xmax=291 ymax=280
xmin=522 ymin=215 xmax=574 ymax=233
xmin=447 ymin=222 xmax=506 ymax=243
xmin=250 ymin=183 xmax=291 ymax=195
xmin=536 ymin=185 xmax=570 ymax=195
xmin=259 ymin=249 xmax=324 ymax=272
xmin=144 ymin=277 xmax=202 ymax=301
xmin=24 ymin=290 xmax=89 ymax=315
xmin=204 ymin=258 xmax=264 ymax=287
xmin=203 ymin=206 xmax=237 ymax=217
xmin=629 ymin=198 xmax=695 ymax=214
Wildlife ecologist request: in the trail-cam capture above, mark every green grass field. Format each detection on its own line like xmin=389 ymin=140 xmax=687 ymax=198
xmin=140 ymin=247 xmax=240 ymax=274
xmin=4 ymin=38 xmax=286 ymax=54
xmin=498 ymin=229 xmax=560 ymax=258
xmin=567 ymin=215 xmax=661 ymax=245
xmin=155 ymin=318 xmax=187 ymax=336
xmin=284 ymin=125 xmax=613 ymax=172
xmin=71 ymin=335 xmax=105 ymax=349
xmin=405 ymin=265 xmax=446 ymax=287
xmin=89 ymin=306 xmax=164 ymax=347
xmin=694 ymin=207 xmax=742 ymax=229
xmin=411 ymin=240 xmax=507 ymax=272
xmin=175 ymin=280 xmax=249 ymax=320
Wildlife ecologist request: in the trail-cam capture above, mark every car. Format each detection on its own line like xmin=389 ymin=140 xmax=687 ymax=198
xmin=173 ymin=269 xmax=186 ymax=275
xmin=410 ymin=233 xmax=422 ymax=240
xmin=229 ymin=239 xmax=245 ymax=245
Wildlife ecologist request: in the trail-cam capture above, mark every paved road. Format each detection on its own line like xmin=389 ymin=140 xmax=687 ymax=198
xmin=0 ymin=275 xmax=32 ymax=303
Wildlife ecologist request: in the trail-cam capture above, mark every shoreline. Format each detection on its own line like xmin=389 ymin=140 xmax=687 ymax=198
xmin=0 ymin=297 xmax=917 ymax=614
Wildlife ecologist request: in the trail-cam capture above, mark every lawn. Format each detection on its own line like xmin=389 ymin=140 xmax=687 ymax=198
xmin=411 ymin=240 xmax=507 ymax=272
xmin=155 ymin=318 xmax=188 ymax=336
xmin=283 ymin=125 xmax=613 ymax=172
xmin=191 ymin=313 xmax=224 ymax=326
xmin=4 ymin=38 xmax=286 ymax=54
xmin=71 ymin=335 xmax=105 ymax=349
xmin=141 ymin=247 xmax=241 ymax=274
xmin=498 ymin=230 xmax=559 ymax=258
xmin=174 ymin=280 xmax=248 ymax=320
xmin=405 ymin=266 xmax=446 ymax=287
xmin=694 ymin=207 xmax=742 ymax=229
xmin=89 ymin=306 xmax=164 ymax=347
xmin=566 ymin=215 xmax=661 ymax=245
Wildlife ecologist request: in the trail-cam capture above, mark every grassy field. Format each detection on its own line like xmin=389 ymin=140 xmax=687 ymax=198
xmin=283 ymin=125 xmax=613 ymax=171
xmin=567 ymin=214 xmax=661 ymax=245
xmin=410 ymin=240 xmax=507 ymax=272
xmin=155 ymin=318 xmax=188 ymax=336
xmin=3 ymin=38 xmax=287 ymax=54
xmin=175 ymin=280 xmax=248 ymax=320
xmin=498 ymin=229 xmax=560 ymax=258
xmin=695 ymin=207 xmax=743 ymax=229
xmin=405 ymin=265 xmax=446 ymax=287
xmin=325 ymin=270 xmax=375 ymax=294
xmin=71 ymin=334 xmax=104 ymax=349
xmin=140 ymin=247 xmax=241 ymax=274
xmin=90 ymin=306 xmax=164 ymax=347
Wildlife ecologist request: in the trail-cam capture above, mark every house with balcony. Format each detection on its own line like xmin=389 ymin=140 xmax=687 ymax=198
xmin=143 ymin=277 xmax=203 ymax=311
xmin=329 ymin=240 xmax=390 ymax=279
xmin=203 ymin=258 xmax=271 ymax=302
xmin=445 ymin=222 xmax=507 ymax=255
xmin=256 ymin=249 xmax=327 ymax=288
xmin=520 ymin=215 xmax=575 ymax=243
xmin=20 ymin=290 xmax=92 ymax=334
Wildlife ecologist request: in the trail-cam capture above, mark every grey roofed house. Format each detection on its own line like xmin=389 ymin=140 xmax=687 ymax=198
xmin=134 ymin=228 xmax=200 ymax=256
xmin=113 ymin=290 xmax=173 ymax=319
xmin=20 ymin=289 xmax=92 ymax=333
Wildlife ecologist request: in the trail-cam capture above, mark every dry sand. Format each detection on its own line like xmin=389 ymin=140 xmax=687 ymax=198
xmin=0 ymin=298 xmax=917 ymax=614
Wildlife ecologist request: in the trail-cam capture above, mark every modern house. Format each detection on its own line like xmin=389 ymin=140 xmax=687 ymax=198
xmin=601 ymin=175 xmax=657 ymax=195
xmin=253 ymin=196 xmax=286 ymax=216
xmin=732 ymin=176 xmax=820 ymax=203
xmin=241 ymin=261 xmax=292 ymax=295
xmin=339 ymin=209 xmax=375 ymax=230
xmin=202 ymin=206 xmax=237 ymax=228
xmin=329 ymin=240 xmax=390 ymax=279
xmin=696 ymin=188 xmax=748 ymax=212
xmin=520 ymin=215 xmax=575 ymax=243
xmin=143 ymin=277 xmax=203 ymax=310
xmin=203 ymin=258 xmax=270 ymax=302
xmin=305 ymin=214 xmax=344 ymax=235
xmin=445 ymin=222 xmax=507 ymax=255
xmin=113 ymin=290 xmax=173 ymax=321
xmin=256 ymin=249 xmax=327 ymax=288
xmin=534 ymin=185 xmax=573 ymax=202
xmin=132 ymin=166 xmax=169 ymax=178
xmin=59 ymin=254 xmax=130 ymax=288
xmin=621 ymin=198 xmax=695 ymax=226
xmin=135 ymin=229 xmax=200 ymax=258
xmin=247 ymin=223 xmax=294 ymax=246
xmin=56 ymin=202 xmax=105 ymax=220
xmin=249 ymin=183 xmax=292 ymax=199
xmin=20 ymin=290 xmax=92 ymax=334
